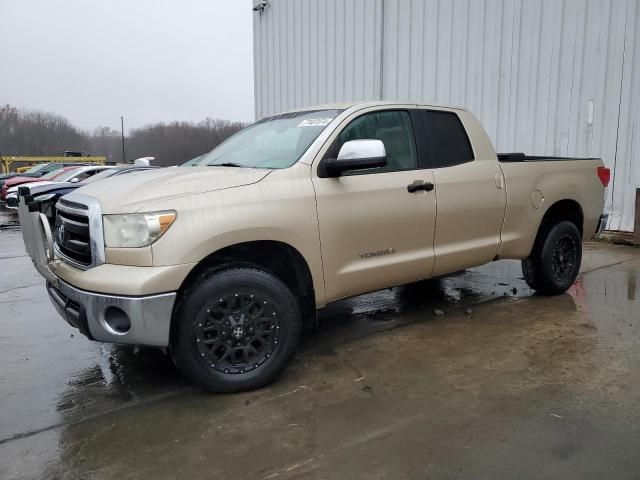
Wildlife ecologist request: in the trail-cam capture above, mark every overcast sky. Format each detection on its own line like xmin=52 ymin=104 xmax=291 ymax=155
xmin=0 ymin=0 xmax=254 ymax=132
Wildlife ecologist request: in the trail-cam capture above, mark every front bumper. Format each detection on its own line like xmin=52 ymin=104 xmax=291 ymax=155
xmin=17 ymin=194 xmax=177 ymax=347
xmin=47 ymin=279 xmax=176 ymax=347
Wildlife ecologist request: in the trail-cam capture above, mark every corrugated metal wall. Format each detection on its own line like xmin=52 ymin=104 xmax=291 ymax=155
xmin=253 ymin=0 xmax=640 ymax=232
xmin=614 ymin=0 xmax=640 ymax=233
xmin=253 ymin=0 xmax=384 ymax=117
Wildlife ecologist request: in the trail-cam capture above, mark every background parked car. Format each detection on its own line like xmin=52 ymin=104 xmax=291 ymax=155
xmin=3 ymin=165 xmax=114 ymax=202
xmin=0 ymin=166 xmax=81 ymax=201
xmin=8 ymin=166 xmax=157 ymax=225
xmin=0 ymin=162 xmax=91 ymax=182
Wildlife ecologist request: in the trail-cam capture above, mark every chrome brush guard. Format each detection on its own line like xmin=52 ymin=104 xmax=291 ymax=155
xmin=17 ymin=194 xmax=59 ymax=287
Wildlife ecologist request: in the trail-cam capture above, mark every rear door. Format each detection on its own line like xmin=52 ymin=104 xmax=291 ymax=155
xmin=312 ymin=107 xmax=437 ymax=302
xmin=416 ymin=109 xmax=506 ymax=275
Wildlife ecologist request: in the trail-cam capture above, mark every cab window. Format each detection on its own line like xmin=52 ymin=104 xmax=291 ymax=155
xmin=329 ymin=110 xmax=418 ymax=174
xmin=421 ymin=110 xmax=474 ymax=168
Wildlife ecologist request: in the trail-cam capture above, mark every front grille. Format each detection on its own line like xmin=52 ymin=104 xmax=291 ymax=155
xmin=55 ymin=201 xmax=92 ymax=266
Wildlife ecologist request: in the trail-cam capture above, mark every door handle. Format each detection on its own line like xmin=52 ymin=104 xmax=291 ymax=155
xmin=407 ymin=181 xmax=434 ymax=193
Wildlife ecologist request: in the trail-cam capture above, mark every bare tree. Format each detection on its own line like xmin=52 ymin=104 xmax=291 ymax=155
xmin=127 ymin=118 xmax=245 ymax=166
xmin=0 ymin=105 xmax=247 ymax=167
xmin=0 ymin=105 xmax=88 ymax=157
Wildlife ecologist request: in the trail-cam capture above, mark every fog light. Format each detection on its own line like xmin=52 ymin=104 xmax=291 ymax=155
xmin=104 ymin=306 xmax=131 ymax=334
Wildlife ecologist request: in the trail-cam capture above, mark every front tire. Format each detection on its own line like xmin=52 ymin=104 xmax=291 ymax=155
xmin=522 ymin=220 xmax=582 ymax=295
xmin=171 ymin=267 xmax=302 ymax=393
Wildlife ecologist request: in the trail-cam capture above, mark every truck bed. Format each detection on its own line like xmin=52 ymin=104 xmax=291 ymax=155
xmin=498 ymin=153 xmax=600 ymax=162
xmin=497 ymin=155 xmax=605 ymax=259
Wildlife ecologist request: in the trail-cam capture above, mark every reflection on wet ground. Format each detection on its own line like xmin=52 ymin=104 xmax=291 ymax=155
xmin=308 ymin=265 xmax=532 ymax=359
xmin=1 ymin=215 xmax=639 ymax=479
xmin=0 ymin=210 xmax=19 ymax=230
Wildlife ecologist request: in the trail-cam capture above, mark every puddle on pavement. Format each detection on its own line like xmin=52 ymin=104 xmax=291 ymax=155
xmin=54 ymin=344 xmax=186 ymax=416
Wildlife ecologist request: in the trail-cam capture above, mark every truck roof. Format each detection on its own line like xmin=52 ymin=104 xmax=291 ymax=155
xmin=277 ymin=101 xmax=470 ymax=115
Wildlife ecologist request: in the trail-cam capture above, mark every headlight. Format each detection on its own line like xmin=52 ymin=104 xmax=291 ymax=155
xmin=103 ymin=211 xmax=176 ymax=248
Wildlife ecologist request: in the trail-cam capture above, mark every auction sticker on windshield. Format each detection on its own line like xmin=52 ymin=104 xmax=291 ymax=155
xmin=297 ymin=118 xmax=333 ymax=127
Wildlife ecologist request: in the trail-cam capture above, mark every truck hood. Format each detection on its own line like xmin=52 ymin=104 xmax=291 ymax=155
xmin=75 ymin=166 xmax=272 ymax=213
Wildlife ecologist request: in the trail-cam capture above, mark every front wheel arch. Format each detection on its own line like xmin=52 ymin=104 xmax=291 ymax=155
xmin=171 ymin=241 xmax=316 ymax=341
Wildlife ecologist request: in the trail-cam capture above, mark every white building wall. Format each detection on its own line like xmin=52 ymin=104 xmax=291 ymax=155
xmin=253 ymin=0 xmax=640 ymax=232
xmin=253 ymin=0 xmax=384 ymax=118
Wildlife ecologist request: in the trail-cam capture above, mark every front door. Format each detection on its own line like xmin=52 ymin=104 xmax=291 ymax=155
xmin=312 ymin=108 xmax=437 ymax=302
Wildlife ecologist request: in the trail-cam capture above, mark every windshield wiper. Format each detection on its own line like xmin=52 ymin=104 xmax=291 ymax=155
xmin=208 ymin=162 xmax=244 ymax=168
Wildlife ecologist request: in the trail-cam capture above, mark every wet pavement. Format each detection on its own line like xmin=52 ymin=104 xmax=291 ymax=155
xmin=1 ymin=207 xmax=639 ymax=479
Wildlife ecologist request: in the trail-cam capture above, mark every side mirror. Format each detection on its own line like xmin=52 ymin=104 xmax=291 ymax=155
xmin=69 ymin=178 xmax=80 ymax=183
xmin=322 ymin=139 xmax=387 ymax=177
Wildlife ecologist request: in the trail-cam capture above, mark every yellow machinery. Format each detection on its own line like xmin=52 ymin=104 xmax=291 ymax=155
xmin=1 ymin=156 xmax=106 ymax=174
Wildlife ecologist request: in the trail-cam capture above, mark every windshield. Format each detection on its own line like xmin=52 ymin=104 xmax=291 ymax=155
xmin=25 ymin=164 xmax=48 ymax=173
xmin=181 ymin=155 xmax=204 ymax=166
xmin=41 ymin=169 xmax=72 ymax=180
xmin=80 ymin=168 xmax=118 ymax=184
xmin=51 ymin=169 xmax=84 ymax=181
xmin=192 ymin=109 xmax=341 ymax=169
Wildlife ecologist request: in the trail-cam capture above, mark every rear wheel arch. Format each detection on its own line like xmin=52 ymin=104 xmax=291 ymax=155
xmin=522 ymin=199 xmax=584 ymax=295
xmin=531 ymin=199 xmax=584 ymax=255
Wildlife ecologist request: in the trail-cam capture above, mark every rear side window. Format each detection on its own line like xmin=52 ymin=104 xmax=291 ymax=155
xmin=422 ymin=110 xmax=474 ymax=168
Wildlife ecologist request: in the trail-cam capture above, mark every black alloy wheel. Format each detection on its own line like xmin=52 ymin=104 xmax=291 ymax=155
xmin=522 ymin=220 xmax=582 ymax=295
xmin=194 ymin=292 xmax=280 ymax=375
xmin=550 ymin=234 xmax=578 ymax=283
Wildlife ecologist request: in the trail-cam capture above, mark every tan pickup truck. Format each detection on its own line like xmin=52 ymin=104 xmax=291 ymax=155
xmin=18 ymin=101 xmax=609 ymax=392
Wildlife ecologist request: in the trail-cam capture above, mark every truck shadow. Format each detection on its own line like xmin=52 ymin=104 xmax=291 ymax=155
xmin=307 ymin=260 xmax=538 ymax=355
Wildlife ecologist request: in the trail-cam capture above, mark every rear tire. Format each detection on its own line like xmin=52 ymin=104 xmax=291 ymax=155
xmin=522 ymin=220 xmax=582 ymax=295
xmin=171 ymin=267 xmax=302 ymax=393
